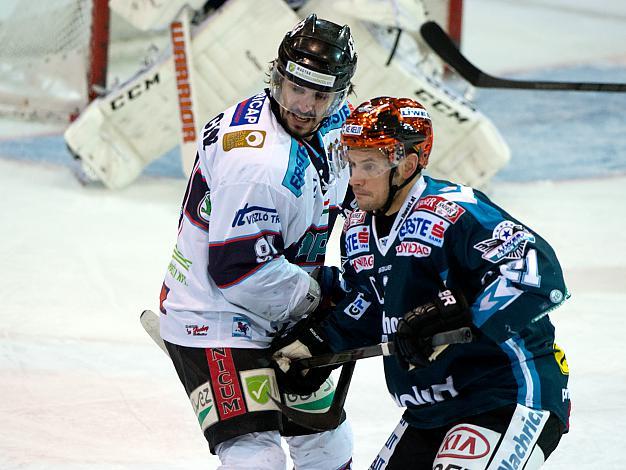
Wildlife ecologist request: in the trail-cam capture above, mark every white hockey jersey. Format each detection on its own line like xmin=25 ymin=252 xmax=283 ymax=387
xmin=160 ymin=90 xmax=351 ymax=348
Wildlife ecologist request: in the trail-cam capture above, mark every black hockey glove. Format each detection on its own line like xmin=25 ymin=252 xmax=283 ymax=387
xmin=313 ymin=266 xmax=348 ymax=309
xmin=394 ymin=289 xmax=472 ymax=369
xmin=270 ymin=312 xmax=335 ymax=395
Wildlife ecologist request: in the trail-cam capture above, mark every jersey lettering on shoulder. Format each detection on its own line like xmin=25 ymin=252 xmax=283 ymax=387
xmin=229 ymin=92 xmax=267 ymax=127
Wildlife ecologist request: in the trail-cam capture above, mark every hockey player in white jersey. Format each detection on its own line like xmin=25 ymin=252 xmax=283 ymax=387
xmin=159 ymin=14 xmax=356 ymax=470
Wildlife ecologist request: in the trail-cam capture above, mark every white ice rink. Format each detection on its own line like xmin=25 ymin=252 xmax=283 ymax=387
xmin=2 ymin=1 xmax=626 ymax=469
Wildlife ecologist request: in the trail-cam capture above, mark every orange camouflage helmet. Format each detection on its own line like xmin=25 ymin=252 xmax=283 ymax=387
xmin=340 ymin=96 xmax=433 ymax=169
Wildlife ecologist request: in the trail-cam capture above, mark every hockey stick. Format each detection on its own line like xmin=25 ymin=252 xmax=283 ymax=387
xmin=141 ymin=310 xmax=471 ymax=431
xmin=140 ymin=309 xmax=169 ymax=355
xmin=295 ymin=326 xmax=473 ymax=369
xmin=270 ymin=361 xmax=356 ymax=433
xmin=420 ymin=21 xmax=626 ymax=92
xmin=271 ymin=326 xmax=472 ymax=431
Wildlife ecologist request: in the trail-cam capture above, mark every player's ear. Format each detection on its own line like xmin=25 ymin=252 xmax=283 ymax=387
xmin=399 ymin=152 xmax=419 ymax=178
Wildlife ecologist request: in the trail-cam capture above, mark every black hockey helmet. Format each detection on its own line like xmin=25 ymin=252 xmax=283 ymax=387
xmin=277 ymin=14 xmax=357 ymax=92
xmin=270 ymin=14 xmax=357 ymax=119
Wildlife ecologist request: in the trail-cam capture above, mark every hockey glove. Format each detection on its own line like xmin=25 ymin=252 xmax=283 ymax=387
xmin=271 ymin=313 xmax=335 ymax=395
xmin=394 ymin=289 xmax=472 ymax=369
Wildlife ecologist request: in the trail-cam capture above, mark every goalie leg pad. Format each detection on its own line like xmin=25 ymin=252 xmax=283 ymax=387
xmin=301 ymin=0 xmax=511 ymax=188
xmin=65 ymin=0 xmax=299 ymax=189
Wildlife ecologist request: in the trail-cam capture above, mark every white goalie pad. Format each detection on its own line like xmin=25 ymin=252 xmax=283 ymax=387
xmin=65 ymin=0 xmax=299 ymax=188
xmin=300 ymin=0 xmax=510 ymax=187
xmin=331 ymin=0 xmax=426 ymax=32
xmin=109 ymin=0 xmax=208 ymax=31
xmin=66 ymin=0 xmax=509 ymax=189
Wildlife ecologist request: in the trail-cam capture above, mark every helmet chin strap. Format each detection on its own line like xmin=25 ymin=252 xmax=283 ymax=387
xmin=373 ymin=164 xmax=421 ymax=216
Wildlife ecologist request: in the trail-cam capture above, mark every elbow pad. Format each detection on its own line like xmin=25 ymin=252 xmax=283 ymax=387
xmin=290 ymin=275 xmax=321 ymax=320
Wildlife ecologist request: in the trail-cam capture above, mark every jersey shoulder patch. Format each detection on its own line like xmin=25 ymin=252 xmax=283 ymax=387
xmin=343 ymin=209 xmax=367 ymax=232
xmin=414 ymin=194 xmax=466 ymax=224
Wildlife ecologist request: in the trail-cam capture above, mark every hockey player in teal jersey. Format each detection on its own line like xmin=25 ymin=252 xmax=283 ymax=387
xmin=272 ymin=97 xmax=571 ymax=469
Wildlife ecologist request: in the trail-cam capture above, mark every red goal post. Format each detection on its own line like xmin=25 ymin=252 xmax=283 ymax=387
xmin=0 ymin=0 xmax=463 ymax=125
xmin=0 ymin=0 xmax=161 ymax=125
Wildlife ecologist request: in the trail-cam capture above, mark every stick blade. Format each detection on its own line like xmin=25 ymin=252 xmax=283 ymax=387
xmin=140 ymin=309 xmax=168 ymax=355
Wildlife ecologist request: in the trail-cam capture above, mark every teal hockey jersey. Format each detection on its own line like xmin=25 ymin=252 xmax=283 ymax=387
xmin=324 ymin=175 xmax=571 ymax=429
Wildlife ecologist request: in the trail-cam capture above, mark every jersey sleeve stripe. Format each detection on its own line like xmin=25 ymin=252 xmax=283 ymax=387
xmin=209 ymin=230 xmax=281 ymax=247
xmin=216 ymin=258 xmax=275 ymax=289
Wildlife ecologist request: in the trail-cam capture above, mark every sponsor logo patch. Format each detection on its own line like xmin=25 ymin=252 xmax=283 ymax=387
xmin=222 ymin=130 xmax=266 ymax=151
xmin=400 ymin=107 xmax=430 ymax=119
xmin=198 ymin=191 xmax=211 ymax=223
xmin=489 ymin=405 xmax=548 ymax=470
xmin=282 ymin=141 xmax=311 ymax=197
xmin=189 ymin=381 xmax=219 ymax=431
xmin=554 ymin=343 xmax=569 ymax=375
xmin=343 ymin=210 xmax=366 ymax=232
xmin=342 ymin=124 xmax=363 ymax=135
xmin=434 ymin=423 xmax=500 ymax=468
xmin=230 ymin=92 xmax=266 ymax=126
xmin=345 ymin=226 xmax=370 ymax=255
xmin=396 ymin=241 xmax=431 ymax=257
xmin=206 ymin=348 xmax=247 ymax=420
xmin=393 ymin=375 xmax=459 ymax=407
xmin=437 ymin=425 xmax=497 ymax=459
xmin=168 ymin=245 xmax=192 ymax=286
xmin=398 ymin=211 xmax=448 ymax=247
xmin=343 ymin=293 xmax=372 ymax=320
xmin=382 ymin=313 xmax=398 ymax=336
xmin=232 ymin=203 xmax=279 ymax=227
xmin=240 ymin=369 xmax=280 ymax=412
xmin=283 ymin=376 xmax=336 ymax=413
xmin=286 ymin=60 xmax=336 ymax=88
xmin=185 ymin=324 xmax=209 ymax=336
xmin=415 ymin=195 xmax=465 ymax=223
xmin=351 ymin=254 xmax=374 ymax=273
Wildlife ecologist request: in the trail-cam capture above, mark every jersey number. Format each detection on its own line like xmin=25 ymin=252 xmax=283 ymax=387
xmin=500 ymin=249 xmax=541 ymax=287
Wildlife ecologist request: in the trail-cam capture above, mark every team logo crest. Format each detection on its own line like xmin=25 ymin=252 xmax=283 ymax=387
xmin=198 ymin=191 xmax=211 ymax=222
xmin=232 ymin=316 xmax=252 ymax=339
xmin=473 ymin=221 xmax=536 ymax=263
